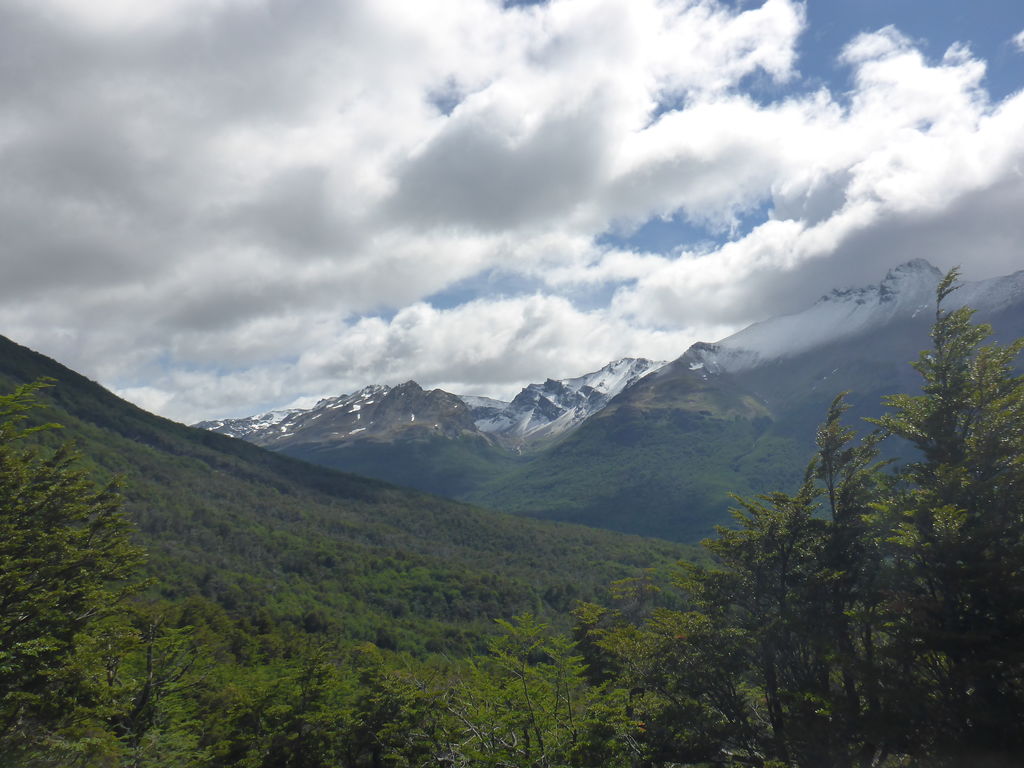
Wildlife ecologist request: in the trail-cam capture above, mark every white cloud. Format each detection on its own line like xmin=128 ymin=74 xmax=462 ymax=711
xmin=17 ymin=0 xmax=256 ymax=35
xmin=1013 ymin=28 xmax=1024 ymax=52
xmin=109 ymin=296 xmax=711 ymax=423
xmin=599 ymin=28 xmax=1024 ymax=326
xmin=0 ymin=0 xmax=1022 ymax=422
xmin=297 ymin=295 xmax=693 ymax=391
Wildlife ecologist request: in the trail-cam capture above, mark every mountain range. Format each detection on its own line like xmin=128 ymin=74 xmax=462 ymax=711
xmin=197 ymin=356 xmax=664 ymax=451
xmin=196 ymin=259 xmax=1024 ymax=541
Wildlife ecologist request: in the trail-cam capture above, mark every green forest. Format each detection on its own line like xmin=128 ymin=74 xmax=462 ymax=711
xmin=3 ymin=270 xmax=1024 ymax=767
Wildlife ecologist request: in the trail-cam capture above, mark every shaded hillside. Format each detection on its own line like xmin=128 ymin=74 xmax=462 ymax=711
xmin=0 ymin=334 xmax=688 ymax=654
xmin=282 ymin=430 xmax=517 ymax=499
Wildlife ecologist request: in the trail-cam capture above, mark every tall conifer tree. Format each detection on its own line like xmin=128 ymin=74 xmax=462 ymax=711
xmin=0 ymin=381 xmax=145 ymax=757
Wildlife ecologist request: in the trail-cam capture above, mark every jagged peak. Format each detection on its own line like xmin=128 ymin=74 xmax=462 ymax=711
xmin=886 ymin=257 xmax=941 ymax=277
xmin=687 ymin=341 xmax=720 ymax=353
xmin=813 ymin=259 xmax=942 ymax=307
xmin=879 ymin=258 xmax=942 ymax=299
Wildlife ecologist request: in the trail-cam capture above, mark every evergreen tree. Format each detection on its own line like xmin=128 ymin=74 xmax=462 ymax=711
xmin=873 ymin=269 xmax=1024 ymax=763
xmin=0 ymin=381 xmax=145 ymax=759
xmin=440 ymin=614 xmax=636 ymax=768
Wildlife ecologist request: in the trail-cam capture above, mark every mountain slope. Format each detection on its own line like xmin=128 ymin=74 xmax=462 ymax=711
xmin=674 ymin=260 xmax=1024 ymax=439
xmin=470 ymin=262 xmax=1024 ymax=540
xmin=465 ymin=355 xmax=794 ymax=541
xmin=684 ymin=259 xmax=944 ymax=375
xmin=0 ymin=334 xmax=688 ymax=654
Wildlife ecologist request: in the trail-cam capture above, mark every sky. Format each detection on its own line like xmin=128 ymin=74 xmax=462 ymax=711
xmin=1 ymin=0 xmax=1023 ymax=423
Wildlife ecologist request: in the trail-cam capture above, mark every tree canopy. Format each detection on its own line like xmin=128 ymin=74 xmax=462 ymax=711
xmin=0 ymin=381 xmax=145 ymax=759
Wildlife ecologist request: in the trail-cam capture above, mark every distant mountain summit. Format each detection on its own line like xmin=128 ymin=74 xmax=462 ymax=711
xmin=194 ymin=408 xmax=302 ymax=440
xmin=465 ymin=358 xmax=665 ymax=448
xmin=681 ymin=259 xmax=1024 ymax=377
xmin=199 ymin=382 xmax=477 ymax=448
xmin=683 ymin=259 xmax=943 ymax=375
xmin=627 ymin=258 xmax=1024 ymax=442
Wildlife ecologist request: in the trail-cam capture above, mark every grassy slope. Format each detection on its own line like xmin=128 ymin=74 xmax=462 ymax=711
xmin=0 ymin=334 xmax=690 ymax=655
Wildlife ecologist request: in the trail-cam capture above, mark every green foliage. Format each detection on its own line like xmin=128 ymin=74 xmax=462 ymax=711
xmin=0 ymin=381 xmax=146 ymax=759
xmin=870 ymin=268 xmax=1024 ymax=762
xmin=287 ymin=431 xmax=516 ymax=500
xmin=0 ymin=338 xmax=686 ymax=765
xmin=583 ymin=605 xmax=755 ymax=764
xmin=437 ymin=615 xmax=637 ymax=768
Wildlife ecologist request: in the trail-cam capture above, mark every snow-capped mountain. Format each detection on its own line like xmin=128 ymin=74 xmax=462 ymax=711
xmin=197 ymin=260 xmax=1023 ymax=455
xmin=465 ymin=357 xmax=665 ymax=446
xmin=681 ymin=259 xmax=1024 ymax=375
xmin=202 ymin=382 xmax=477 ymax=448
xmin=620 ymin=257 xmax=1024 ymax=436
xmin=193 ymin=259 xmax=1024 ymax=542
xmin=197 ymin=358 xmax=665 ymax=449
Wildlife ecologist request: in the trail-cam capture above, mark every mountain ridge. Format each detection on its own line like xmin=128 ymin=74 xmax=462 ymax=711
xmin=680 ymin=259 xmax=1024 ymax=376
xmin=201 ymin=259 xmax=1023 ymax=450
xmin=197 ymin=356 xmax=666 ymax=451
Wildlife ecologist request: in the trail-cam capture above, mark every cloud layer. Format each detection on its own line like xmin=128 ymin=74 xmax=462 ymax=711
xmin=1 ymin=0 xmax=1022 ymax=422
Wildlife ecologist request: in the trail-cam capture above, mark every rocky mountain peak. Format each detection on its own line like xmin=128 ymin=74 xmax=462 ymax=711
xmin=466 ymin=357 xmax=665 ymax=446
xmin=878 ymin=258 xmax=942 ymax=302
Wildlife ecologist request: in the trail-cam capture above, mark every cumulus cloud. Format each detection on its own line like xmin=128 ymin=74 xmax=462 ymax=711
xmin=588 ymin=28 xmax=1024 ymax=325
xmin=297 ymin=295 xmax=695 ymax=390
xmin=111 ymin=297 xmax=709 ymax=422
xmin=0 ymin=0 xmax=1022 ymax=422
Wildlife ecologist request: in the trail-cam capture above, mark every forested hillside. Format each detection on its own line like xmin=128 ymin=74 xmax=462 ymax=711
xmin=0 ymin=333 xmax=688 ymax=657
